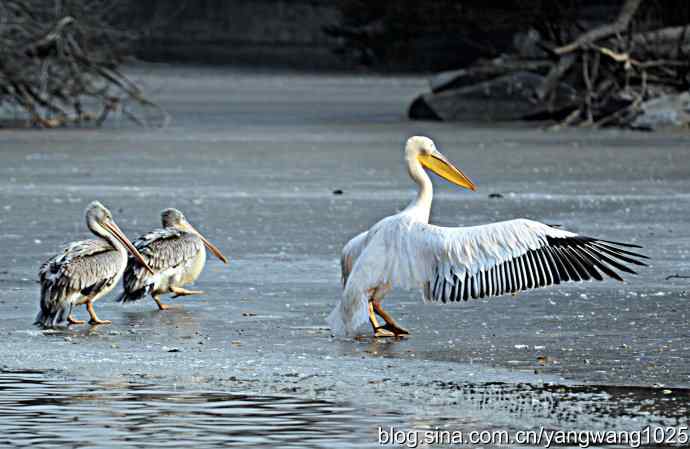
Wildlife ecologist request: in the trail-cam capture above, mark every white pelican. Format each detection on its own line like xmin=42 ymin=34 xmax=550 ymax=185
xmin=117 ymin=208 xmax=228 ymax=310
xmin=36 ymin=201 xmax=154 ymax=328
xmin=327 ymin=136 xmax=648 ymax=337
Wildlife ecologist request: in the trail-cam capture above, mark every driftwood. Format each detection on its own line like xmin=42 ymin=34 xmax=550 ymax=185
xmin=0 ymin=0 xmax=162 ymax=128
xmin=540 ymin=0 xmax=689 ymax=127
xmin=554 ymin=0 xmax=643 ymax=55
xmin=413 ymin=0 xmax=690 ymax=128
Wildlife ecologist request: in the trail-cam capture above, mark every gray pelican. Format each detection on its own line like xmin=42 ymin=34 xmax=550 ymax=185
xmin=117 ymin=208 xmax=228 ymax=310
xmin=36 ymin=201 xmax=154 ymax=328
xmin=328 ymin=136 xmax=648 ymax=338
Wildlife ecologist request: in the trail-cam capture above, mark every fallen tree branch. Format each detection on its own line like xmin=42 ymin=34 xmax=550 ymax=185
xmin=410 ymin=0 xmax=689 ymax=129
xmin=536 ymin=54 xmax=576 ymax=101
xmin=555 ymin=0 xmax=644 ymax=55
xmin=0 ymin=0 xmax=162 ymax=128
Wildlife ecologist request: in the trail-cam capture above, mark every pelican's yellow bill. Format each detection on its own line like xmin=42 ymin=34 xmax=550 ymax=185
xmin=199 ymin=233 xmax=229 ymax=264
xmin=187 ymin=225 xmax=229 ymax=264
xmin=103 ymin=222 xmax=155 ymax=275
xmin=418 ymin=153 xmax=476 ymax=191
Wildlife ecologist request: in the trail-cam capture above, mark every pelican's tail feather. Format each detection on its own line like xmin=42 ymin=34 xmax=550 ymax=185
xmin=34 ymin=284 xmax=72 ymax=329
xmin=116 ymin=284 xmax=150 ymax=304
xmin=326 ymin=289 xmax=369 ymax=337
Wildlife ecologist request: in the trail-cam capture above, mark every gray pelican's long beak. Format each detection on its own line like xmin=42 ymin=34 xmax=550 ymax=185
xmin=418 ymin=150 xmax=477 ymax=191
xmin=191 ymin=226 xmax=229 ymax=264
xmin=104 ymin=221 xmax=155 ymax=274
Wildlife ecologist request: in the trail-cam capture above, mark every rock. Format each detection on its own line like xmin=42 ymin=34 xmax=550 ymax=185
xmin=631 ymin=92 xmax=690 ymax=130
xmin=408 ymin=95 xmax=441 ymax=121
xmin=429 ymin=68 xmax=481 ymax=94
xmin=410 ymin=71 xmax=576 ymax=122
xmin=429 ymin=59 xmax=551 ymax=94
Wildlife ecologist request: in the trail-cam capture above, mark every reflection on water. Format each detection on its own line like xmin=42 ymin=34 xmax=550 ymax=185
xmin=423 ymin=381 xmax=690 ymax=433
xmin=2 ymin=370 xmax=689 ymax=448
xmin=0 ymin=370 xmax=376 ymax=449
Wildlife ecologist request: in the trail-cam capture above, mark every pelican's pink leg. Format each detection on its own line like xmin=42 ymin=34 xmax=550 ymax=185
xmin=67 ymin=315 xmax=85 ymax=325
xmin=86 ymin=301 xmax=111 ymax=325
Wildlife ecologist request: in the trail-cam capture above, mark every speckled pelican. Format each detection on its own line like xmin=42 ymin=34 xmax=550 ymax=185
xmin=117 ymin=208 xmax=228 ymax=310
xmin=36 ymin=201 xmax=154 ymax=328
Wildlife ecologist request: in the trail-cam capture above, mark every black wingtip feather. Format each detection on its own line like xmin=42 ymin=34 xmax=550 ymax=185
xmin=594 ymin=241 xmax=650 ymax=260
xmin=591 ymin=243 xmax=648 ymax=266
xmin=598 ymin=238 xmax=644 ymax=249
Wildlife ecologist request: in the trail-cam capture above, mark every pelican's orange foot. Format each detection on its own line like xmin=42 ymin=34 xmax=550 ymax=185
xmin=374 ymin=327 xmax=397 ymax=338
xmin=85 ymin=302 xmax=110 ymax=325
xmin=67 ymin=315 xmax=85 ymax=325
xmin=170 ymin=287 xmax=205 ymax=298
xmin=152 ymin=295 xmax=170 ymax=310
xmin=88 ymin=318 xmax=112 ymax=325
xmin=379 ymin=323 xmax=410 ymax=337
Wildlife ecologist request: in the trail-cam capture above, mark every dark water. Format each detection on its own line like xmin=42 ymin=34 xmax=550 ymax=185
xmin=429 ymin=381 xmax=690 ymax=430
xmin=0 ymin=370 xmax=383 ymax=449
xmin=2 ymin=370 xmax=689 ymax=448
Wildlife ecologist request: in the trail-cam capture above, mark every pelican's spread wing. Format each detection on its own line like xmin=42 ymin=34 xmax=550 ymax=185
xmin=409 ymin=219 xmax=647 ymax=303
xmin=39 ymin=239 xmax=121 ymax=302
xmin=121 ymin=228 xmax=203 ymax=298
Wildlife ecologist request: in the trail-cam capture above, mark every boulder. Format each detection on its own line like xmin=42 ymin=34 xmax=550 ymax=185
xmin=410 ymin=71 xmax=576 ymax=122
xmin=428 ymin=58 xmax=551 ymax=93
xmin=631 ymin=92 xmax=690 ymax=130
xmin=408 ymin=96 xmax=442 ymax=121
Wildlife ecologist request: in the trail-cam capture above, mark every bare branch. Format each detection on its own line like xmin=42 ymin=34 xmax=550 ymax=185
xmin=0 ymin=0 xmax=160 ymax=128
xmin=555 ymin=0 xmax=644 ymax=55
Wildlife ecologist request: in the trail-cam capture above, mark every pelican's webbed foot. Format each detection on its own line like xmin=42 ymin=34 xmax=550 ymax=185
xmin=170 ymin=286 xmax=205 ymax=298
xmin=372 ymin=302 xmax=410 ymax=336
xmin=152 ymin=295 xmax=170 ymax=310
xmin=67 ymin=315 xmax=85 ymax=325
xmin=379 ymin=322 xmax=410 ymax=337
xmin=369 ymin=302 xmax=403 ymax=338
xmin=86 ymin=301 xmax=111 ymax=325
xmin=374 ymin=326 xmax=396 ymax=338
xmin=88 ymin=318 xmax=112 ymax=325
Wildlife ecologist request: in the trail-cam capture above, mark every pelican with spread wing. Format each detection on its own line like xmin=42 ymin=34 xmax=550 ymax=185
xmin=117 ymin=208 xmax=228 ymax=310
xmin=36 ymin=201 xmax=154 ymax=328
xmin=327 ymin=136 xmax=648 ymax=338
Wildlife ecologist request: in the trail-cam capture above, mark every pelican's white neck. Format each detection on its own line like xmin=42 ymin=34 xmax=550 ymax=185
xmin=405 ymin=154 xmax=433 ymax=222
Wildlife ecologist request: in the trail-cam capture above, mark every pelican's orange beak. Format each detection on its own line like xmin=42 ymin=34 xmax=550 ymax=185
xmin=418 ymin=150 xmax=477 ymax=191
xmin=103 ymin=221 xmax=155 ymax=274
xmin=189 ymin=225 xmax=229 ymax=264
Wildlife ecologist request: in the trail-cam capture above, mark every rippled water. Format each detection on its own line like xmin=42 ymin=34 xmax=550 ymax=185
xmin=3 ymin=369 xmax=690 ymax=448
xmin=428 ymin=381 xmax=690 ymax=431
xmin=0 ymin=370 xmax=383 ymax=448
